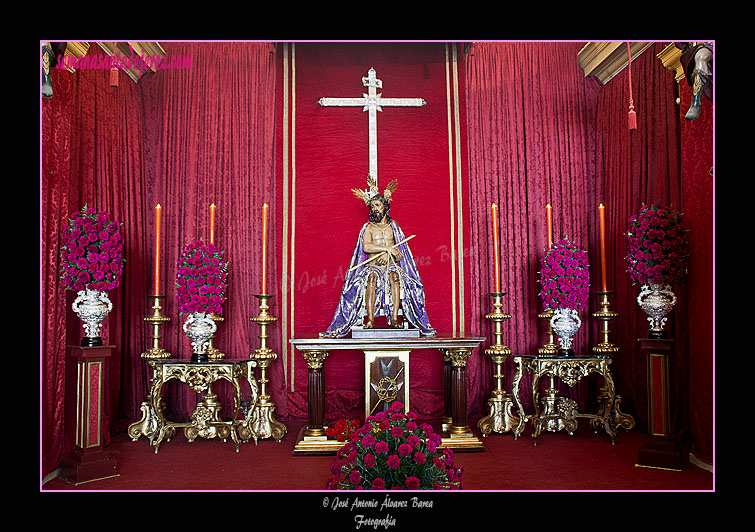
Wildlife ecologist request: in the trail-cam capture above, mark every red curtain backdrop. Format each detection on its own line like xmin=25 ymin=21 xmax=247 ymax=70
xmin=276 ymin=43 xmax=473 ymax=420
xmin=42 ymin=41 xmax=712 ymax=479
xmin=595 ymin=42 xmax=690 ymax=440
xmin=464 ymin=42 xmax=602 ymax=413
xmin=42 ymin=59 xmax=146 ymax=477
xmin=137 ymin=42 xmax=279 ymax=422
xmin=679 ymin=68 xmax=713 ymax=463
xmin=41 ymin=42 xmax=277 ymax=478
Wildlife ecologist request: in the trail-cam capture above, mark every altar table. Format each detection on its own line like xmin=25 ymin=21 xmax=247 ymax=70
xmin=511 ymin=354 xmax=635 ymax=445
xmin=128 ymin=358 xmax=259 ymax=453
xmin=289 ymin=334 xmax=485 ymax=454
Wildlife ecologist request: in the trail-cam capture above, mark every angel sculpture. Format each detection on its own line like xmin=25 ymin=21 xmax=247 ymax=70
xmin=320 ymin=176 xmax=435 ymax=338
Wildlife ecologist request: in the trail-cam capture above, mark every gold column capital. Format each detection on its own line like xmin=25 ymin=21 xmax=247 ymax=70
xmin=301 ymin=350 xmax=329 ymax=369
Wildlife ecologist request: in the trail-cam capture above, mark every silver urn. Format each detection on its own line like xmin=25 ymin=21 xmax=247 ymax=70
xmin=637 ymin=282 xmax=676 ymax=338
xmin=72 ymin=289 xmax=113 ymax=346
xmin=549 ymin=307 xmax=582 ymax=356
xmin=183 ymin=311 xmax=218 ymax=362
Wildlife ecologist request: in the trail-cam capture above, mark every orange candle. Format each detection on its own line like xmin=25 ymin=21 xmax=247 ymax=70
xmin=599 ymin=203 xmax=607 ymax=292
xmin=209 ymin=203 xmax=216 ymax=245
xmin=261 ymin=203 xmax=268 ymax=294
xmin=154 ymin=204 xmax=161 ymax=296
xmin=546 ymin=204 xmax=553 ymax=249
xmin=491 ymin=203 xmax=501 ymax=293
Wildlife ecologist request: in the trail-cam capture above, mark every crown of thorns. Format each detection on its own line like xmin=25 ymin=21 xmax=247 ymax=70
xmin=351 ymin=175 xmax=397 ymax=205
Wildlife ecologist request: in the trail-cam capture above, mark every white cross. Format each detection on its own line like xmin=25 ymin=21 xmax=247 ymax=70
xmin=318 ymin=67 xmax=426 ymax=181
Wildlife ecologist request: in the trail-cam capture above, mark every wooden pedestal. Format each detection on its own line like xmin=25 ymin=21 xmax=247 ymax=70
xmin=635 ymin=338 xmax=683 ymax=471
xmin=59 ymin=345 xmax=118 ymax=485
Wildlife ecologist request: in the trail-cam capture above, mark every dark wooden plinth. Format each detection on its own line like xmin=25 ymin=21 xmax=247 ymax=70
xmin=636 ymin=440 xmax=684 ymax=471
xmin=59 ymin=447 xmax=119 ymax=485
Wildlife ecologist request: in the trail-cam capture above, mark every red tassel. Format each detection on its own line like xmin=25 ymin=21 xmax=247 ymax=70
xmin=627 ymin=42 xmax=636 ymax=130
xmin=110 ymin=42 xmax=119 ymax=87
xmin=628 ymin=100 xmax=637 ymax=129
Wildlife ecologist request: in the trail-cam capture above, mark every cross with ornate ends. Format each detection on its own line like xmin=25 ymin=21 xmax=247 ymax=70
xmin=318 ymin=67 xmax=426 ymax=181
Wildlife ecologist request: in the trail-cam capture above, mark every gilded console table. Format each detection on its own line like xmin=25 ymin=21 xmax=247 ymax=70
xmin=289 ymin=335 xmax=485 ymax=454
xmin=512 ymin=354 xmax=634 ymax=445
xmin=128 ymin=358 xmax=258 ymax=453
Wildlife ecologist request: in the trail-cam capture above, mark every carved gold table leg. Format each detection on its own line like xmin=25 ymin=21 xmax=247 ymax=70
xmin=478 ymin=292 xmax=519 ymax=437
xmin=511 ymin=356 xmax=530 ymax=439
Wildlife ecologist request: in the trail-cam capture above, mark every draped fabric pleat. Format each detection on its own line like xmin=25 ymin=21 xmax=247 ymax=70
xmin=42 ymin=60 xmax=146 ymax=477
xmin=41 ymin=42 xmax=710 ymax=479
xmin=464 ymin=42 xmax=602 ymax=413
xmin=137 ymin=42 xmax=279 ymax=423
xmin=595 ymin=42 xmax=686 ymax=437
xmin=41 ymin=42 xmax=277 ymax=478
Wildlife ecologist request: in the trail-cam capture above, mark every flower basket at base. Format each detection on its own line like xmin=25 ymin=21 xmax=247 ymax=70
xmin=326 ymin=402 xmax=463 ymax=490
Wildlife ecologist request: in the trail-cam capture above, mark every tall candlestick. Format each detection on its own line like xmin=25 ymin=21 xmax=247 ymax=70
xmin=210 ymin=203 xmax=216 ymax=245
xmin=599 ymin=203 xmax=607 ymax=292
xmin=546 ymin=204 xmax=553 ymax=249
xmin=491 ymin=203 xmax=501 ymax=293
xmin=154 ymin=204 xmax=161 ymax=296
xmin=261 ymin=203 xmax=268 ymax=294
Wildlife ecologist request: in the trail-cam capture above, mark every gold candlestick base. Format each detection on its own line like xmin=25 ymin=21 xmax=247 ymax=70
xmin=142 ymin=295 xmax=171 ymax=359
xmin=248 ymin=294 xmax=287 ymax=442
xmin=592 ymin=291 xmax=619 ymax=355
xmin=537 ymin=308 xmax=558 ymax=356
xmin=478 ymin=292 xmax=520 ymax=437
xmin=206 ymin=313 xmax=226 ymax=360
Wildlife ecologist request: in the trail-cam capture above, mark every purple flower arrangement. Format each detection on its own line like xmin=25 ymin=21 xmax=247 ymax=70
xmin=326 ymin=402 xmax=464 ymax=490
xmin=625 ymin=203 xmax=688 ymax=286
xmin=61 ymin=205 xmax=124 ymax=292
xmin=538 ymin=238 xmax=590 ymax=311
xmin=175 ymin=240 xmax=228 ymax=315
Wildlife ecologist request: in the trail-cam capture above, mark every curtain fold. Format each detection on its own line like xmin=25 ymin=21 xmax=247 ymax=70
xmin=595 ymin=42 xmax=686 ymax=437
xmin=41 ymin=60 xmax=145 ymax=477
xmin=465 ymin=42 xmax=602 ymax=413
xmin=138 ymin=41 xmax=279 ymax=422
xmin=41 ymin=43 xmax=278 ymax=478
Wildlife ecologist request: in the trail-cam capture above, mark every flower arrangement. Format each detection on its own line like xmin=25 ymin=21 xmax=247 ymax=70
xmin=538 ymin=238 xmax=590 ymax=311
xmin=326 ymin=402 xmax=464 ymax=490
xmin=61 ymin=204 xmax=124 ymax=292
xmin=326 ymin=418 xmax=361 ymax=442
xmin=175 ymin=240 xmax=228 ymax=315
xmin=625 ymin=203 xmax=687 ymax=286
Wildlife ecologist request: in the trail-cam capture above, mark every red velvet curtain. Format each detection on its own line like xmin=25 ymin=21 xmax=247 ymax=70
xmin=41 ymin=42 xmax=277 ymax=478
xmin=595 ymin=42 xmax=686 ymax=437
xmin=679 ymin=63 xmax=713 ymax=463
xmin=276 ymin=43 xmax=474 ymax=420
xmin=136 ymin=42 xmax=279 ymax=422
xmin=42 ymin=57 xmax=146 ymax=477
xmin=464 ymin=42 xmax=602 ymax=413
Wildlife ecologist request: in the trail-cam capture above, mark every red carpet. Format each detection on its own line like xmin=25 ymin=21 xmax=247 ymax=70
xmin=42 ymin=418 xmax=712 ymax=492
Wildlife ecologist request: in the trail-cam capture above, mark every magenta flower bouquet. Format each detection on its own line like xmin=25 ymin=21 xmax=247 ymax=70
xmin=625 ymin=203 xmax=687 ymax=286
xmin=175 ymin=240 xmax=228 ymax=315
xmin=61 ymin=204 xmax=124 ymax=292
xmin=538 ymin=238 xmax=590 ymax=311
xmin=326 ymin=402 xmax=464 ymax=490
